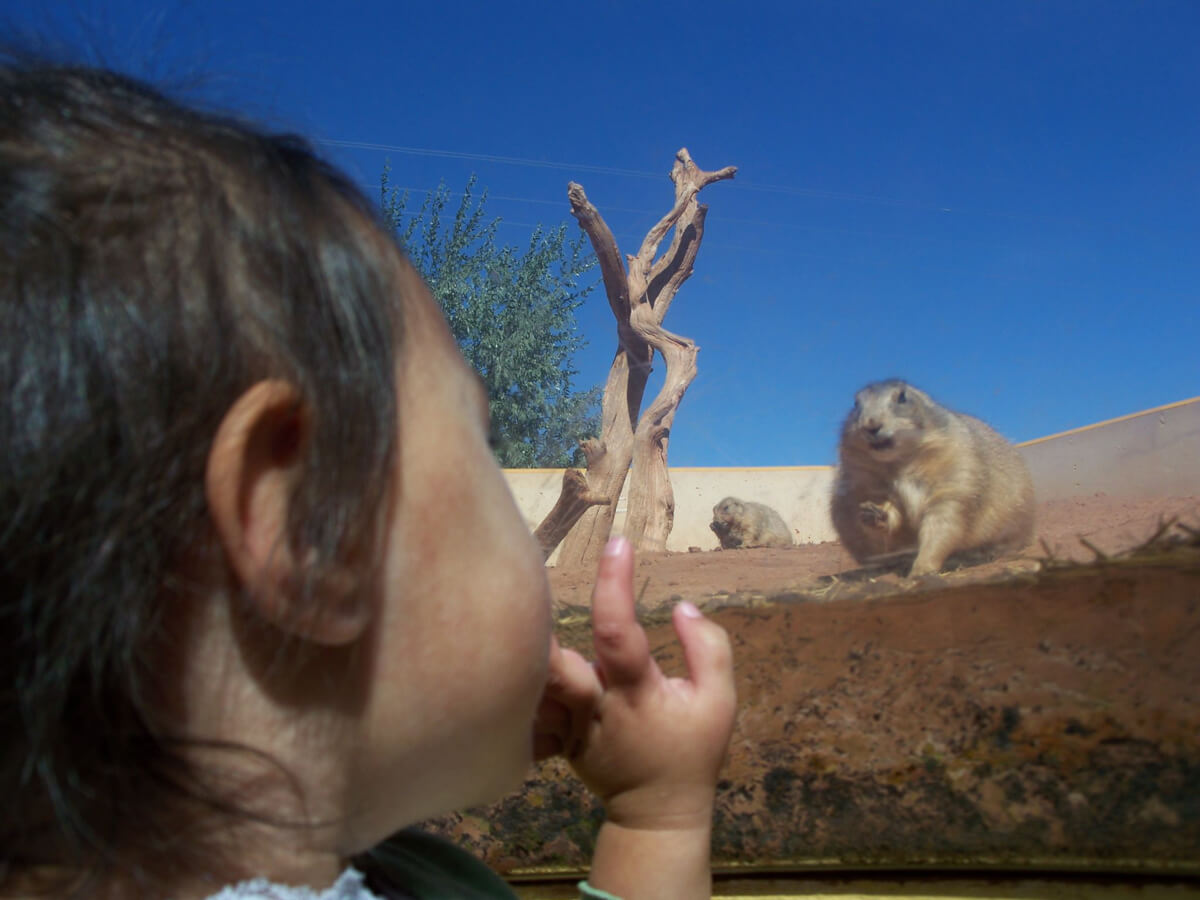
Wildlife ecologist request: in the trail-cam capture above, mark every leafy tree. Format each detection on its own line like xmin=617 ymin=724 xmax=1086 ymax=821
xmin=381 ymin=171 xmax=600 ymax=467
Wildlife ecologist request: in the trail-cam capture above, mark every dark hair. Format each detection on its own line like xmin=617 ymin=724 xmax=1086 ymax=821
xmin=0 ymin=59 xmax=404 ymax=891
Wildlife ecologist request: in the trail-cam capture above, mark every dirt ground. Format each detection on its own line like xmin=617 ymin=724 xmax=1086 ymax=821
xmin=548 ymin=493 xmax=1200 ymax=611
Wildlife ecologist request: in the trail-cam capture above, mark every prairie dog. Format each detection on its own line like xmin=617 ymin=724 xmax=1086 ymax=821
xmin=711 ymin=497 xmax=794 ymax=550
xmin=831 ymin=380 xmax=1034 ymax=576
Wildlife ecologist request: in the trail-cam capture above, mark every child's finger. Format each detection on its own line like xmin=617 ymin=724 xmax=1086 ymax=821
xmin=549 ymin=645 xmax=602 ymax=758
xmin=590 ymin=536 xmax=651 ymax=689
xmin=544 ymin=638 xmax=602 ymax=708
xmin=533 ymin=699 xmax=568 ymax=761
xmin=672 ymin=601 xmax=736 ymax=703
xmin=547 ymin=645 xmax=601 ymax=705
xmin=535 ymin=641 xmax=600 ymax=761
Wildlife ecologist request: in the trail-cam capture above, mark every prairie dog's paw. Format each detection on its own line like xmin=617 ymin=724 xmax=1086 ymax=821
xmin=859 ymin=501 xmax=891 ymax=530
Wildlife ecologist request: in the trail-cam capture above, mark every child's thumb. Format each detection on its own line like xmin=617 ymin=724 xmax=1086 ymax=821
xmin=672 ymin=601 xmax=736 ymax=704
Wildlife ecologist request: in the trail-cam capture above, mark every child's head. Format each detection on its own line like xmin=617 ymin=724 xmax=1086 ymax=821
xmin=1 ymin=59 xmax=552 ymax=894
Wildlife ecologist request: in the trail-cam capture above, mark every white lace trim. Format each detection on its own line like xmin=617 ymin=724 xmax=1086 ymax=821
xmin=203 ymin=867 xmax=379 ymax=899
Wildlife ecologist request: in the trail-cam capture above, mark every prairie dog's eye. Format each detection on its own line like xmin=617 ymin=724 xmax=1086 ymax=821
xmin=896 ymin=389 xmax=908 ymax=405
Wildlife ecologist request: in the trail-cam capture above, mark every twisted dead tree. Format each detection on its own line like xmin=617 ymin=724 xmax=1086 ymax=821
xmin=541 ymin=148 xmax=735 ymax=566
xmin=532 ymin=469 xmax=610 ymax=561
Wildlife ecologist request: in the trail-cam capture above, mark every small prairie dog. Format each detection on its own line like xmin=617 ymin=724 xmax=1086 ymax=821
xmin=831 ymin=380 xmax=1035 ymax=576
xmin=711 ymin=497 xmax=794 ymax=550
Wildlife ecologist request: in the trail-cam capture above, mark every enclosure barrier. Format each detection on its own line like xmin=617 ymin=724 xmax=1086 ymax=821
xmin=475 ymin=397 xmax=1200 ymax=897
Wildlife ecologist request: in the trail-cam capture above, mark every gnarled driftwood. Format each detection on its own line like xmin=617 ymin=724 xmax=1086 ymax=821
xmin=544 ymin=149 xmax=735 ymax=566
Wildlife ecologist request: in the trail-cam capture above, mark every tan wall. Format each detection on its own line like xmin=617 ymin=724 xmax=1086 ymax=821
xmin=1016 ymin=395 xmax=1200 ymax=501
xmin=504 ymin=396 xmax=1200 ymax=563
xmin=653 ymin=467 xmax=837 ymax=550
xmin=502 ymin=466 xmax=837 ymax=562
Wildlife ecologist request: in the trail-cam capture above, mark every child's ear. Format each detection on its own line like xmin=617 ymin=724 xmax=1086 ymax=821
xmin=205 ymin=379 xmax=369 ymax=646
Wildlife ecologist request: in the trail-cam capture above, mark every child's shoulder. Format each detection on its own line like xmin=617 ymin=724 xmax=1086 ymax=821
xmin=204 ymin=867 xmax=374 ymax=899
xmin=201 ymin=831 xmax=517 ymax=900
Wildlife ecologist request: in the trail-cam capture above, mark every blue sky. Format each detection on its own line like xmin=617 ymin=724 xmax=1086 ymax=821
xmin=8 ymin=1 xmax=1199 ymax=466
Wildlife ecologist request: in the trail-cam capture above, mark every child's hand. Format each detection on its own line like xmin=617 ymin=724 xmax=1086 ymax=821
xmin=534 ymin=535 xmax=736 ymax=897
xmin=535 ymin=535 xmax=736 ymax=830
xmin=532 ymin=635 xmax=600 ymax=763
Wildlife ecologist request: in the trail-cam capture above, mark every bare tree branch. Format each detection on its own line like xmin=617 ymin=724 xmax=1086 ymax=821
xmin=534 ymin=469 xmax=611 ymax=561
xmin=649 ymin=205 xmax=708 ymax=324
xmin=542 ymin=149 xmax=735 ymax=565
xmin=567 ymin=182 xmax=630 ymax=322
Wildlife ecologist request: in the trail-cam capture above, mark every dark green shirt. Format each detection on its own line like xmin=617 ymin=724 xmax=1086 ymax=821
xmin=361 ymin=830 xmax=619 ymax=900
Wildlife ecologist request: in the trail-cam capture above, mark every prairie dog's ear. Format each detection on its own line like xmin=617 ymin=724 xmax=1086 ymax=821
xmin=205 ymin=380 xmax=369 ymax=645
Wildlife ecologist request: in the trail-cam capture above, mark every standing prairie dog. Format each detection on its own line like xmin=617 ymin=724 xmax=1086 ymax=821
xmin=831 ymin=380 xmax=1035 ymax=576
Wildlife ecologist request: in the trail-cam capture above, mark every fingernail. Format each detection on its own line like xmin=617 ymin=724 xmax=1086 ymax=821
xmin=678 ymin=601 xmax=703 ymax=619
xmin=603 ymin=536 xmax=628 ymax=557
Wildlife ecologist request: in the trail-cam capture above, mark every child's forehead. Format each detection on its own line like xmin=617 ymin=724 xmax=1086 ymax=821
xmin=356 ymin=226 xmax=443 ymax=336
xmin=392 ymin=260 xmax=443 ymax=331
xmin=390 ymin=258 xmax=470 ymax=378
